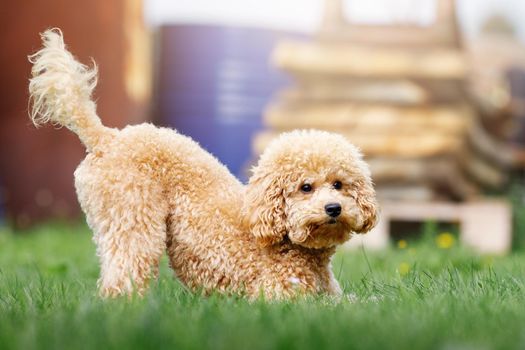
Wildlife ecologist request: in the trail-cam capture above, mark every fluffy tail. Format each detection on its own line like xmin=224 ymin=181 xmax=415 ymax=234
xmin=28 ymin=28 xmax=112 ymax=152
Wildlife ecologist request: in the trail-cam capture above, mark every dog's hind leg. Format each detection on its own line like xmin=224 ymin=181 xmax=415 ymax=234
xmin=76 ymin=163 xmax=168 ymax=298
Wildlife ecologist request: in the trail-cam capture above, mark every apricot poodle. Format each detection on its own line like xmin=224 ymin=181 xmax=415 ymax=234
xmin=28 ymin=29 xmax=378 ymax=299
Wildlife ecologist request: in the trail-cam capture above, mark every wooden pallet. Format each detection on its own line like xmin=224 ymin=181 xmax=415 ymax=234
xmin=345 ymin=200 xmax=512 ymax=254
xmin=273 ymin=41 xmax=467 ymax=79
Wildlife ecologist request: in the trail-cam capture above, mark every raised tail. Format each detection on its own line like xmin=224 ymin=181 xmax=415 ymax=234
xmin=28 ymin=28 xmax=113 ymax=152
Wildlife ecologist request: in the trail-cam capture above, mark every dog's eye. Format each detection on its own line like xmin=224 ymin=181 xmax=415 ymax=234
xmin=333 ymin=181 xmax=343 ymax=190
xmin=300 ymin=184 xmax=313 ymax=193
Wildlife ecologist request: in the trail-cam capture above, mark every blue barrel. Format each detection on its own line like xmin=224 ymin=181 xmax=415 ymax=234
xmin=155 ymin=25 xmax=293 ymax=180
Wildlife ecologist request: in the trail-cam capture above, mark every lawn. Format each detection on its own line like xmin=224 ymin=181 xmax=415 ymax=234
xmin=1 ymin=222 xmax=525 ymax=350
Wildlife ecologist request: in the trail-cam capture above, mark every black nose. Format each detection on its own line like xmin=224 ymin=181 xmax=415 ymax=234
xmin=325 ymin=203 xmax=342 ymax=218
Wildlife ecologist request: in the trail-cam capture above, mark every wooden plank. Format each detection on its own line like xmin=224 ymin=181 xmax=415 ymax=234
xmin=467 ymin=117 xmax=522 ymax=168
xmin=264 ymin=103 xmax=472 ymax=133
xmin=281 ymin=79 xmax=467 ymax=105
xmin=253 ymin=131 xmax=463 ymax=158
xmin=369 ymin=158 xmax=451 ymax=183
xmin=369 ymin=152 xmax=506 ymax=194
xmin=281 ymin=81 xmax=428 ymax=105
xmin=375 ymin=185 xmax=435 ymax=202
xmin=273 ymin=40 xmax=467 ymax=79
xmin=458 ymin=149 xmax=508 ymax=188
xmin=318 ymin=25 xmax=459 ymax=48
xmin=369 ymin=157 xmax=479 ymax=201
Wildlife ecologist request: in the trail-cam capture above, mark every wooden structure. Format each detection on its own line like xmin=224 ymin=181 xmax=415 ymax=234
xmin=467 ymin=18 xmax=525 ymax=164
xmin=253 ymin=0 xmax=513 ymax=252
xmin=347 ymin=200 xmax=512 ymax=254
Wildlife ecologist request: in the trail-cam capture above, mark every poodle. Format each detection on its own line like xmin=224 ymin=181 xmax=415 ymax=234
xmin=28 ymin=29 xmax=378 ymax=299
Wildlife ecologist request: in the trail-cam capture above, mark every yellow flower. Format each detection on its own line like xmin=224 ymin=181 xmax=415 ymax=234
xmin=397 ymin=239 xmax=408 ymax=249
xmin=398 ymin=262 xmax=410 ymax=276
xmin=436 ymin=232 xmax=455 ymax=249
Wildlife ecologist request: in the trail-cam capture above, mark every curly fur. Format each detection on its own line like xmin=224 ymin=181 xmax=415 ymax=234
xmin=28 ymin=29 xmax=378 ymax=299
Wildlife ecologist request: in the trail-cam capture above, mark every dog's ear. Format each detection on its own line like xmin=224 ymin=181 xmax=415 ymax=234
xmin=352 ymin=178 xmax=379 ymax=234
xmin=243 ymin=170 xmax=287 ymax=246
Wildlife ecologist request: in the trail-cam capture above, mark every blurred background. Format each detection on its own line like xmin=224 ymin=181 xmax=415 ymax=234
xmin=1 ymin=0 xmax=525 ymax=252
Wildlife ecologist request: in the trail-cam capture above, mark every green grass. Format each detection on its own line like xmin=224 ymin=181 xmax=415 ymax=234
xmin=1 ymin=223 xmax=525 ymax=350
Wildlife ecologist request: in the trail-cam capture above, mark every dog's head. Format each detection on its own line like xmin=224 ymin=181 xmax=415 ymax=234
xmin=243 ymin=130 xmax=378 ymax=249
